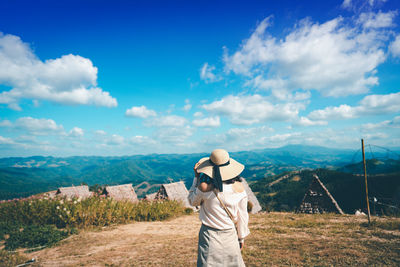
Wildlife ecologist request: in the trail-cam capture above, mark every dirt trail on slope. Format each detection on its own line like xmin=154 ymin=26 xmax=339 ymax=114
xmin=28 ymin=215 xmax=201 ymax=267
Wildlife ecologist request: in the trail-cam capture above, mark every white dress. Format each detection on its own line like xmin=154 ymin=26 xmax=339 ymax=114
xmin=188 ymin=177 xmax=250 ymax=267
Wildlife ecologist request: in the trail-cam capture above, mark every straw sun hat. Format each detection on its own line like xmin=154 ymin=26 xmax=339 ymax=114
xmin=196 ymin=149 xmax=244 ymax=181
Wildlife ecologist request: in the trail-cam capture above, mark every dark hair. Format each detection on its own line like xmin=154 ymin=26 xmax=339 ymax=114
xmin=223 ymin=176 xmax=242 ymax=184
xmin=199 ymin=173 xmax=242 ymax=185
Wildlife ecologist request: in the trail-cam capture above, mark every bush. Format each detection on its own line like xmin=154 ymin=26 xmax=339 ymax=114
xmin=0 ymin=197 xmax=187 ymax=229
xmin=0 ymin=250 xmax=30 ymax=266
xmin=4 ymin=225 xmax=72 ymax=250
xmin=0 ymin=221 xmax=22 ymax=241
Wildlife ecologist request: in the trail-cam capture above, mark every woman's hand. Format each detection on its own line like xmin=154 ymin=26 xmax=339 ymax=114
xmin=193 ymin=162 xmax=201 ymax=178
xmin=198 ymin=182 xmax=214 ymax=192
xmin=239 ymin=241 xmax=244 ymax=250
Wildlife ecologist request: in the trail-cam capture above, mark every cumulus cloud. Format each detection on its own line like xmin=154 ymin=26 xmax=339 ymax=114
xmin=0 ymin=135 xmax=15 ymax=145
xmin=341 ymin=0 xmax=387 ymax=10
xmin=223 ymin=12 xmax=391 ymax=97
xmin=293 ymin=117 xmax=328 ymax=127
xmin=389 ymin=34 xmax=400 ymax=57
xmin=129 ymin=135 xmax=157 ymax=146
xmin=0 ymin=116 xmax=65 ymax=135
xmin=308 ymin=92 xmax=400 ymax=120
xmin=194 ymin=112 xmax=203 ymax=118
xmin=192 ymin=116 xmax=220 ymax=128
xmin=200 ymin=63 xmax=221 ymax=83
xmin=107 ymin=134 xmax=125 ymax=146
xmin=147 ymin=115 xmax=187 ymax=127
xmin=202 ymin=94 xmax=305 ymax=125
xmin=357 ymin=11 xmax=396 ymax=28
xmin=201 ymin=126 xmax=274 ymax=149
xmin=68 ymin=127 xmax=84 ymax=137
xmin=153 ymin=126 xmax=194 ymax=144
xmin=361 ymin=116 xmax=400 ymax=130
xmin=183 ymin=99 xmax=192 ymax=111
xmin=125 ymin=105 xmax=157 ymax=118
xmin=0 ymin=33 xmax=117 ymax=110
xmin=94 ymin=130 xmax=107 ymax=135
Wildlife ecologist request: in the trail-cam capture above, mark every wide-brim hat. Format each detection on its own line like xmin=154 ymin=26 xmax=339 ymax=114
xmin=196 ymin=149 xmax=244 ymax=181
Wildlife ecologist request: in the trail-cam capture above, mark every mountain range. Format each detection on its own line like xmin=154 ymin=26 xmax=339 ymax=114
xmin=1 ymin=144 xmax=399 ymax=201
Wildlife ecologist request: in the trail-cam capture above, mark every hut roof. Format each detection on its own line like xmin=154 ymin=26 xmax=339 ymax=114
xmin=156 ymin=181 xmax=191 ymax=207
xmin=56 ymin=185 xmax=92 ymax=199
xmin=241 ymin=178 xmax=262 ymax=214
xmin=104 ymin=184 xmax=138 ymax=202
xmin=145 ymin=192 xmax=157 ymax=200
xmin=44 ymin=190 xmax=57 ymax=199
xmin=298 ymin=174 xmax=344 ymax=214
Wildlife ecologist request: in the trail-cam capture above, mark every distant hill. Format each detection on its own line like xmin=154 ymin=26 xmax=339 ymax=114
xmin=251 ymin=161 xmax=400 ymax=214
xmin=0 ymin=145 xmax=398 ymax=200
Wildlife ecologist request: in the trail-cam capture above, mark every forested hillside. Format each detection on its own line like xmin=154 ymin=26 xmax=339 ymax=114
xmin=251 ymin=159 xmax=400 ymax=214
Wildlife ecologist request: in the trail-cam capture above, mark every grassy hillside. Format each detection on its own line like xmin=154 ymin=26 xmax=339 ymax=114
xmin=251 ymin=167 xmax=400 ymax=214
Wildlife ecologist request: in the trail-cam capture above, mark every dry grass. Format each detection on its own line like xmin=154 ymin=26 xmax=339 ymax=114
xmin=5 ymin=212 xmax=400 ymax=266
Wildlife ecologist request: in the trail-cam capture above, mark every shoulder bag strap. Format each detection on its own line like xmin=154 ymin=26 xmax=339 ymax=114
xmin=213 ymin=189 xmax=238 ymax=232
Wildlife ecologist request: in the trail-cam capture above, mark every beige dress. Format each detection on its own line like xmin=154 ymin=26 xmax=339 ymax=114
xmin=188 ymin=177 xmax=249 ymax=267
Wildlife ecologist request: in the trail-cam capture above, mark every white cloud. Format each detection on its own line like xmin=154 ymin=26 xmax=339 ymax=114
xmin=357 ymin=11 xmax=396 ymax=29
xmin=225 ymin=126 xmax=274 ymax=141
xmin=125 ymin=105 xmax=157 ymax=118
xmin=147 ymin=115 xmax=187 ymax=127
xmin=308 ymin=104 xmax=357 ymax=120
xmin=361 ymin=116 xmax=400 ymax=130
xmin=201 ymin=125 xmax=274 ymax=149
xmin=107 ymin=134 xmax=125 ymax=146
xmin=202 ymin=94 xmax=305 ymax=125
xmin=0 ymin=33 xmax=117 ymax=110
xmin=94 ymin=130 xmax=107 ymax=135
xmin=308 ymin=92 xmax=400 ymax=120
xmin=153 ymin=126 xmax=194 ymax=143
xmin=0 ymin=135 xmax=15 ymax=145
xmin=6 ymin=117 xmax=65 ymax=135
xmin=293 ymin=117 xmax=328 ymax=126
xmin=129 ymin=135 xmax=157 ymax=146
xmin=194 ymin=112 xmax=203 ymax=118
xmin=192 ymin=116 xmax=220 ymax=127
xmin=389 ymin=34 xmax=400 ymax=57
xmin=183 ymin=99 xmax=192 ymax=111
xmin=223 ymin=13 xmax=389 ymax=97
xmin=0 ymin=119 xmax=12 ymax=127
xmin=200 ymin=63 xmax=221 ymax=83
xmin=68 ymin=127 xmax=84 ymax=137
xmin=341 ymin=0 xmax=353 ymax=9
xmin=341 ymin=0 xmax=387 ymax=10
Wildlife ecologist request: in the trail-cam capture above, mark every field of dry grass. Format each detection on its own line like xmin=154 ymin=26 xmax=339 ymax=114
xmin=4 ymin=212 xmax=400 ymax=266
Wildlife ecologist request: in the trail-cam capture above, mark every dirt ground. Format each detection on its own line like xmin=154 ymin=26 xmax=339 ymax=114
xmin=22 ymin=212 xmax=400 ymax=266
xmin=28 ymin=215 xmax=201 ymax=266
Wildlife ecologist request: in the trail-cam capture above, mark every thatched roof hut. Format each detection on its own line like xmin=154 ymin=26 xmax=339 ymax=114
xmin=144 ymin=192 xmax=157 ymax=201
xmin=241 ymin=178 xmax=262 ymax=214
xmin=297 ymin=174 xmax=344 ymax=214
xmin=56 ymin=185 xmax=93 ymax=199
xmin=103 ymin=184 xmax=138 ymax=202
xmin=155 ymin=181 xmax=191 ymax=208
xmin=43 ymin=190 xmax=57 ymax=199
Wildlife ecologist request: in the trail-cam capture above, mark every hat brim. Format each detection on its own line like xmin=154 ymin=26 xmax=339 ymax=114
xmin=196 ymin=157 xmax=244 ymax=181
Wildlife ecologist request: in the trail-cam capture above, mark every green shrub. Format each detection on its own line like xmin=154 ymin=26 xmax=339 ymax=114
xmin=4 ymin=224 xmax=72 ymax=250
xmin=184 ymin=208 xmax=194 ymax=215
xmin=0 ymin=221 xmax=22 ymax=241
xmin=0 ymin=197 xmax=187 ymax=229
xmin=0 ymin=249 xmax=30 ymax=266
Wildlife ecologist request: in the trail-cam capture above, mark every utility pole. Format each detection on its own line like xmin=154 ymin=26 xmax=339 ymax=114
xmin=361 ymin=139 xmax=371 ymax=224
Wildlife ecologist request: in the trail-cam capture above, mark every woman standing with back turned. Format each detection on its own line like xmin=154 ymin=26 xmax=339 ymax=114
xmin=188 ymin=149 xmax=250 ymax=267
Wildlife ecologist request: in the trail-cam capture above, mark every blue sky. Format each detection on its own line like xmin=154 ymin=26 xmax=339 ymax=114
xmin=0 ymin=0 xmax=399 ymax=157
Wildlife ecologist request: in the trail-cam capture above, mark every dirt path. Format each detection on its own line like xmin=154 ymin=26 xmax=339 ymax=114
xmin=28 ymin=214 xmax=201 ymax=266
